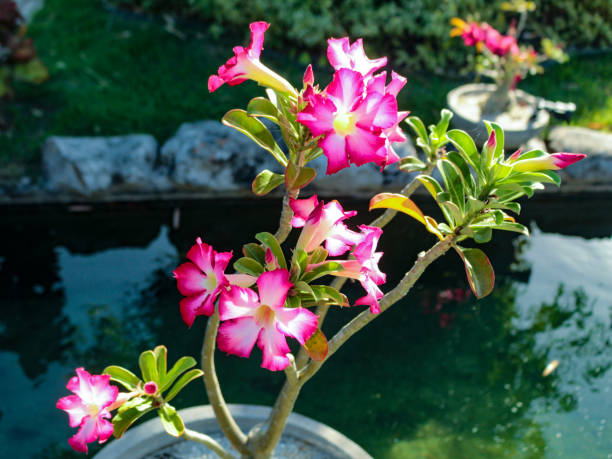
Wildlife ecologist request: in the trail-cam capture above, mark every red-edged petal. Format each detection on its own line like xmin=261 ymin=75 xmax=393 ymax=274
xmin=326 ymin=68 xmax=364 ymax=113
xmin=179 ymin=291 xmax=212 ymax=327
xmin=217 ymin=317 xmax=261 ymax=358
xmin=258 ymin=324 xmax=291 ymax=371
xmin=320 ymin=133 xmax=349 ymax=174
xmin=186 ymin=237 xmax=213 ymax=273
xmin=346 ymin=127 xmax=386 ymax=166
xmin=290 ymin=195 xmax=320 ymax=228
xmin=96 ymin=417 xmax=114 ymax=444
xmin=57 ymin=395 xmax=88 ymax=428
xmin=275 ymin=307 xmax=318 ymax=345
xmin=173 ymin=262 xmax=206 ymax=296
xmin=297 ymin=94 xmax=337 ymax=137
xmin=247 ymin=21 xmax=270 ymax=59
xmin=257 ymin=270 xmax=292 ymax=309
xmin=219 ymin=286 xmax=260 ymax=320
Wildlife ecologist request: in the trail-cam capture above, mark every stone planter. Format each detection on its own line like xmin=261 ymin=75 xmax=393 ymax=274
xmin=447 ymin=83 xmax=550 ymax=150
xmin=93 ymin=404 xmax=372 ymax=458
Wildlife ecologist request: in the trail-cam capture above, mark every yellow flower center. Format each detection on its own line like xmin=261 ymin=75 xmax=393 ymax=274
xmin=87 ymin=404 xmax=100 ymax=417
xmin=254 ymin=304 xmax=275 ymax=328
xmin=333 ymin=112 xmax=357 ymax=137
xmin=203 ymin=271 xmax=218 ymax=291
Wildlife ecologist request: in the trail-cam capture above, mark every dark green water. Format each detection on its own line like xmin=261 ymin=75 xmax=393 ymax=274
xmin=1 ymin=194 xmax=611 ymax=458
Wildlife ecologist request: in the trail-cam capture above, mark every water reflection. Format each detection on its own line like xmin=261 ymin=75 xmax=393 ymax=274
xmin=0 ymin=202 xmax=610 ymax=458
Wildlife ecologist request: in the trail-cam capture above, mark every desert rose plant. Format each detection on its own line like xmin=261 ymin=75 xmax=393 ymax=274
xmin=56 ymin=21 xmax=585 ymax=458
xmin=450 ymin=1 xmax=568 ymax=115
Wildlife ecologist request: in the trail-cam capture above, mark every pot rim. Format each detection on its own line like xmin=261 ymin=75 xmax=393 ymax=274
xmin=93 ymin=404 xmax=373 ymax=459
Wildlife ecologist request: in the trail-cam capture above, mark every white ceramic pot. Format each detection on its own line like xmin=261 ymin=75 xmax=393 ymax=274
xmin=93 ymin=404 xmax=372 ymax=458
xmin=447 ymin=83 xmax=550 ymax=150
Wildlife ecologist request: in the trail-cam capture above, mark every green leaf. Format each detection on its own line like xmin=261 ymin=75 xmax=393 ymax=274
xmin=303 ymin=329 xmax=328 ymax=361
xmin=160 ymin=356 xmax=197 ymax=392
xmin=432 ymin=108 xmax=453 ymax=140
xmin=446 ymin=151 xmax=475 ymax=193
xmin=446 ymin=130 xmax=480 ymax=171
xmin=398 ymin=156 xmax=427 ymax=173
xmin=222 ymin=109 xmax=287 ymax=166
xmin=255 ymin=232 xmax=287 ymax=269
xmin=308 ymin=247 xmax=328 ymax=265
xmin=243 ymin=243 xmax=266 ymax=265
xmin=113 ymin=397 xmax=155 ymax=438
xmin=234 ymin=257 xmax=265 ymax=276
xmin=104 ymin=365 xmax=141 ymax=391
xmin=440 ymin=201 xmax=463 ymax=227
xmin=438 ymin=159 xmax=466 ymax=212
xmin=285 ymin=163 xmax=316 ymax=189
xmin=154 ymin=346 xmax=167 ymax=382
xmin=247 ymin=97 xmax=279 ymax=124
xmin=158 ymin=404 xmax=185 ymax=437
xmin=164 ymin=369 xmax=204 ymax=402
xmin=13 ymin=58 xmax=49 ymax=84
xmin=310 ymin=285 xmax=349 ymax=307
xmin=491 ymin=221 xmax=529 ymax=235
xmin=455 ymin=247 xmax=495 ymax=298
xmin=286 ymin=295 xmax=302 ymax=308
xmin=416 ymin=175 xmax=444 ymax=200
xmin=489 ymin=201 xmax=521 ymax=214
xmin=139 ymin=350 xmax=158 ymax=384
xmin=406 ymin=116 xmax=429 ymax=145
xmin=290 ymin=249 xmax=308 ymax=280
xmin=301 ymin=261 xmax=343 ymax=283
xmin=472 ymin=227 xmax=492 ymax=243
xmin=294 ymin=280 xmax=316 ymax=298
xmin=252 ymin=170 xmax=285 ymax=196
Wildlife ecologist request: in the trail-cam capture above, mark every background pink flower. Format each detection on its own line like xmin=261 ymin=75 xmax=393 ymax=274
xmin=218 ymin=270 xmax=318 ymax=371
xmin=173 ymin=237 xmax=232 ymax=327
xmin=327 ymin=37 xmax=387 ymax=77
xmin=56 ymin=368 xmax=118 ymax=453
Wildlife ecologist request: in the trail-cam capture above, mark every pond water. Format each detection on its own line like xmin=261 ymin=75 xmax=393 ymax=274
xmin=0 ymin=194 xmax=611 ymax=459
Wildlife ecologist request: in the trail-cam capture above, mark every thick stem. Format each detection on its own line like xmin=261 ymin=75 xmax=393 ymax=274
xmin=274 ymin=189 xmax=299 ymax=244
xmin=201 ymin=312 xmax=249 ymax=455
xmin=183 ymin=428 xmax=235 ymax=459
xmin=299 ymin=236 xmax=454 ymax=383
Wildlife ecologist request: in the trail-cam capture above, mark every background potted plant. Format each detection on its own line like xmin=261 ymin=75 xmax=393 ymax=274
xmin=447 ymin=1 xmax=568 ymax=148
xmin=55 ymin=21 xmax=585 ymax=459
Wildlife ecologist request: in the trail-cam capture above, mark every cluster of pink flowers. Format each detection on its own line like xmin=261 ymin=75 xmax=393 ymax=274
xmin=208 ymin=22 xmax=407 ymax=176
xmin=173 ymin=195 xmax=387 ymax=370
xmin=452 ymin=19 xmax=519 ymax=57
xmin=297 ymin=38 xmax=407 ymax=174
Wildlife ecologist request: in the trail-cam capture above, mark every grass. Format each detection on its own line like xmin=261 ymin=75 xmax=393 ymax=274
xmin=1 ymin=0 xmax=610 ymax=175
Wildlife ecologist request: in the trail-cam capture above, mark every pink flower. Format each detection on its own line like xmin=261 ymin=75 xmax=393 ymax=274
xmin=462 ymin=22 xmax=488 ymax=46
xmin=327 ymin=37 xmax=387 ymax=77
xmin=218 ymin=270 xmax=318 ymax=371
xmin=324 ymin=225 xmax=387 ymax=314
xmin=290 ymin=195 xmax=362 ymax=256
xmin=510 ymin=152 xmax=586 ymax=172
xmin=483 ymin=27 xmax=519 ymax=56
xmin=56 ymin=368 xmax=119 ymax=453
xmin=297 ymin=68 xmax=399 ymax=174
xmin=208 ymin=22 xmax=296 ymax=96
xmin=173 ymin=237 xmax=232 ymax=327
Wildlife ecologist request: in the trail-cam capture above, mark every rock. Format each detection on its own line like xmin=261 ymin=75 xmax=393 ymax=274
xmin=43 ymin=135 xmax=170 ymax=194
xmin=14 ymin=0 xmax=44 ymax=22
xmin=159 ymin=121 xmax=284 ymax=191
xmin=308 ymin=136 xmax=419 ymax=194
xmin=548 ymin=126 xmax=612 ymax=184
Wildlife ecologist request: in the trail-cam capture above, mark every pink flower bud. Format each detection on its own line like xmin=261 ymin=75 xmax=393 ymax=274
xmin=144 ymin=381 xmax=158 ymax=395
xmin=303 ymin=64 xmax=314 ymax=86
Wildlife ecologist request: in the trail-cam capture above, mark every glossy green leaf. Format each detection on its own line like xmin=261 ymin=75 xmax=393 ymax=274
xmin=308 ymin=247 xmax=328 ymax=265
xmin=416 ymin=175 xmax=444 ymax=200
xmin=310 ymin=285 xmax=349 ymax=307
xmin=160 ymin=356 xmax=197 ymax=392
xmin=440 ymin=201 xmax=463 ymax=227
xmin=294 ymin=280 xmax=316 ymax=298
xmin=472 ymin=227 xmax=492 ymax=243
xmin=243 ymin=243 xmax=266 ymax=265
xmin=139 ymin=350 xmax=158 ymax=384
xmin=104 ymin=365 xmax=141 ymax=391
xmin=490 ymin=221 xmax=529 ymax=235
xmin=438 ymin=159 xmax=466 ymax=211
xmin=113 ymin=397 xmax=155 ymax=438
xmin=285 ymin=163 xmax=316 ymax=189
xmin=290 ymin=249 xmax=308 ymax=280
xmin=252 ymin=169 xmax=285 ymax=196
xmin=158 ymin=404 xmax=185 ymax=437
xmin=447 ymin=151 xmax=475 ymax=193
xmin=301 ymin=261 xmax=343 ymax=283
xmin=247 ymin=97 xmax=279 ymax=124
xmin=398 ymin=156 xmax=427 ymax=173
xmin=406 ymin=116 xmax=428 ymax=144
xmin=154 ymin=346 xmax=167 ymax=382
xmin=255 ymin=232 xmax=287 ymax=269
xmin=222 ymin=109 xmax=287 ymax=166
xmin=431 ymin=108 xmax=453 ymax=141
xmin=164 ymin=369 xmax=204 ymax=403
xmin=446 ymin=130 xmax=480 ymax=171
xmin=286 ymin=295 xmax=302 ymax=308
xmin=489 ymin=200 xmax=521 ymax=214
xmin=303 ymin=329 xmax=328 ymax=361
xmin=455 ymin=247 xmax=495 ymax=298
xmin=234 ymin=257 xmax=265 ymax=277
xmin=501 ymin=171 xmax=561 ymax=187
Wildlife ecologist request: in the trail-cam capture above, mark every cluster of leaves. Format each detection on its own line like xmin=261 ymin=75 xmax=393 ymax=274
xmin=0 ymin=1 xmax=48 ymax=99
xmin=373 ymin=112 xmax=563 ymax=299
xmin=233 ymin=231 xmax=351 ymax=360
xmin=109 ymin=0 xmax=610 ymax=72
xmin=224 ymin=89 xmax=319 ymax=196
xmin=104 ymin=346 xmax=203 ymax=438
